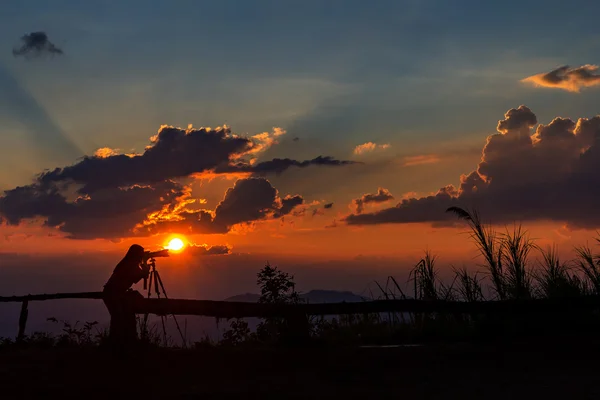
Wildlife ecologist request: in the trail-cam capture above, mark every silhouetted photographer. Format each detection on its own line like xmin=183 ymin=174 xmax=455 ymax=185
xmin=103 ymin=244 xmax=150 ymax=349
xmin=103 ymin=244 xmax=173 ymax=350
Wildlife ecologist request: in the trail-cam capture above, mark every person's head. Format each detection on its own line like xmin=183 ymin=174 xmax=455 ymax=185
xmin=125 ymin=244 xmax=145 ymax=262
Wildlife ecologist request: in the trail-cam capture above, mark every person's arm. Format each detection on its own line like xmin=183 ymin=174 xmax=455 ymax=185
xmin=132 ymin=262 xmax=150 ymax=284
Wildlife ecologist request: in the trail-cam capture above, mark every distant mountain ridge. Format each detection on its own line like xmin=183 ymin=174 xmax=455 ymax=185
xmin=224 ymin=289 xmax=369 ymax=303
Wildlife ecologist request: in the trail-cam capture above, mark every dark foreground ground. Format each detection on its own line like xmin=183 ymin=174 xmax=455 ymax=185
xmin=1 ymin=339 xmax=600 ymax=399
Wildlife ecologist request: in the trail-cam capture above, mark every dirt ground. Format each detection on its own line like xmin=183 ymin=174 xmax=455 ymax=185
xmin=1 ymin=339 xmax=599 ymax=399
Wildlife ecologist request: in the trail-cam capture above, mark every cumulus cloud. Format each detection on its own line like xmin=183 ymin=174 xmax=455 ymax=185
xmin=0 ymin=121 xmax=354 ymax=239
xmin=344 ymin=105 xmax=600 ymax=229
xmin=40 ymin=125 xmax=354 ymax=194
xmin=352 ymin=188 xmax=394 ymax=214
xmin=0 ymin=176 xmax=302 ymax=240
xmin=12 ymin=32 xmax=63 ymax=58
xmin=140 ymin=178 xmax=304 ymax=236
xmin=354 ymin=142 xmax=390 ymax=155
xmin=0 ymin=181 xmax=187 ymax=240
xmin=521 ymin=65 xmax=600 ymax=93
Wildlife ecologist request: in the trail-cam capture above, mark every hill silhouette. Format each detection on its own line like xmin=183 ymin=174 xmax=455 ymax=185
xmin=224 ymin=289 xmax=368 ymax=303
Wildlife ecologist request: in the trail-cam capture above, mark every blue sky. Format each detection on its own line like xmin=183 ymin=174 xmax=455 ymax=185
xmin=0 ymin=1 xmax=599 ymax=250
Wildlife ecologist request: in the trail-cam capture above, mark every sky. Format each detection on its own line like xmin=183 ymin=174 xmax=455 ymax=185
xmin=1 ymin=0 xmax=600 ymax=306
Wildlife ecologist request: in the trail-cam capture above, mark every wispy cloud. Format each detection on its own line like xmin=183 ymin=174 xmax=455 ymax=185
xmin=521 ymin=65 xmax=600 ymax=92
xmin=401 ymin=154 xmax=441 ymax=167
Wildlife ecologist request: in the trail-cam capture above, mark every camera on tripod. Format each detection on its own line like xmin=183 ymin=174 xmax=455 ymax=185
xmin=138 ymin=247 xmax=186 ymax=346
xmin=141 ymin=249 xmax=169 ymax=291
xmin=143 ymin=249 xmax=170 ymax=260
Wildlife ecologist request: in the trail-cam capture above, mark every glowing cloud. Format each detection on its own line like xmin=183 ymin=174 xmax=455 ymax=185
xmin=0 ymin=119 xmax=356 ymax=240
xmin=353 ymin=142 xmax=390 ymax=155
xmin=94 ymin=147 xmax=120 ymax=158
xmin=521 ymin=65 xmax=600 ymax=93
xmin=344 ymin=105 xmax=600 ymax=229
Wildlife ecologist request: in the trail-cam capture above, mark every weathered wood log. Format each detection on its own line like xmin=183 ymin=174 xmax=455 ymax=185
xmin=2 ymin=291 xmax=600 ymax=317
xmin=0 ymin=292 xmax=103 ymax=303
xmin=127 ymin=295 xmax=600 ymax=319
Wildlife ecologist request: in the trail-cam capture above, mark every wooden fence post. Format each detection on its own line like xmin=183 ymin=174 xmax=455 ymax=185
xmin=17 ymin=299 xmax=29 ymax=342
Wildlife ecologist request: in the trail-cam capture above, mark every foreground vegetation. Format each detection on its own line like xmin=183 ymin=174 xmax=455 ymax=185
xmin=3 ymin=207 xmax=600 ymax=349
xmin=5 ymin=341 xmax=600 ymax=399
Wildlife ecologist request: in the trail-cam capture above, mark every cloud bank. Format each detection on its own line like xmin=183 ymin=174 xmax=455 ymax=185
xmin=345 ymin=105 xmax=600 ymax=229
xmin=39 ymin=125 xmax=353 ymax=194
xmin=521 ymin=65 xmax=600 ymax=92
xmin=0 ymin=124 xmax=354 ymax=240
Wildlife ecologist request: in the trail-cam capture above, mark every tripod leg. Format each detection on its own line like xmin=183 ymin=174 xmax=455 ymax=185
xmin=154 ymin=271 xmax=187 ymax=348
xmin=154 ymin=271 xmax=161 ymax=298
xmin=155 ymin=272 xmax=168 ymax=298
xmin=146 ymin=271 xmax=153 ymax=299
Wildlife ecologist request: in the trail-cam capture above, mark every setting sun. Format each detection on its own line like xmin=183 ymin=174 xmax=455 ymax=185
xmin=167 ymin=237 xmax=185 ymax=251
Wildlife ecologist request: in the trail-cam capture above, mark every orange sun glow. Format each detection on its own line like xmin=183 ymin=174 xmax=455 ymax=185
xmin=166 ymin=237 xmax=185 ymax=252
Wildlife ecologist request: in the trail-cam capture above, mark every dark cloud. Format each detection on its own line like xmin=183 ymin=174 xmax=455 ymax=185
xmin=39 ymin=126 xmax=355 ymax=194
xmin=0 ymin=120 xmax=351 ymax=239
xmin=344 ymin=105 xmax=600 ymax=229
xmin=522 ymin=65 xmax=600 ymax=92
xmin=40 ymin=126 xmax=253 ymax=194
xmin=0 ymin=181 xmax=187 ymax=240
xmin=217 ymin=156 xmax=360 ymax=176
xmin=353 ymin=187 xmax=394 ymax=214
xmin=0 ymin=176 xmax=303 ymax=240
xmin=12 ymin=32 xmax=63 ymax=58
xmin=140 ymin=178 xmax=303 ymax=236
xmin=276 ymin=195 xmax=304 ymax=218
xmin=187 ymin=243 xmax=231 ymax=256
xmin=213 ymin=178 xmax=285 ymax=228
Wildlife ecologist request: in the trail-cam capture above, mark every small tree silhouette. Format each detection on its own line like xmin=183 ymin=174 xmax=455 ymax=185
xmin=255 ymin=263 xmax=303 ymax=342
xmin=222 ymin=263 xmax=304 ymax=345
xmin=257 ymin=263 xmax=302 ymax=305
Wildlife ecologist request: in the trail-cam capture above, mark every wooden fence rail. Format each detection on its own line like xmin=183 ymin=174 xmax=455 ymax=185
xmin=0 ymin=292 xmax=104 ymax=303
xmin=0 ymin=292 xmax=103 ymax=340
xmin=4 ymin=291 xmax=600 ymax=341
xmin=129 ymin=296 xmax=600 ymax=318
